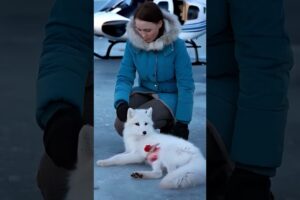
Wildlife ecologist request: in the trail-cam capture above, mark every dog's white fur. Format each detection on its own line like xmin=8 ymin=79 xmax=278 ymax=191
xmin=97 ymin=108 xmax=206 ymax=189
xmin=65 ymin=125 xmax=93 ymax=200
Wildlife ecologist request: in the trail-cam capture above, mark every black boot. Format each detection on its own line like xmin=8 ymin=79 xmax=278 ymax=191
xmin=225 ymin=168 xmax=274 ymax=200
xmin=207 ymin=121 xmax=234 ymax=200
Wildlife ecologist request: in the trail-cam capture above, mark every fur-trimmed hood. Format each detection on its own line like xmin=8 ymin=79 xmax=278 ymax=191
xmin=126 ymin=10 xmax=181 ymax=51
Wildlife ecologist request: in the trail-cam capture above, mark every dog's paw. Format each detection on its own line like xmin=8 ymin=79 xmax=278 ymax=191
xmin=96 ymin=160 xmax=110 ymax=167
xmin=131 ymin=172 xmax=144 ymax=179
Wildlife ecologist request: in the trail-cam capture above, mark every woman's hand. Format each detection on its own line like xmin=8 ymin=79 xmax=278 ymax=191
xmin=43 ymin=106 xmax=83 ymax=170
xmin=116 ymin=101 xmax=129 ymax=122
xmin=173 ymin=121 xmax=189 ymax=140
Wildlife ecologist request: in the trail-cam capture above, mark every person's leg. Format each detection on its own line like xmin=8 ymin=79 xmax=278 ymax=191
xmin=37 ymin=153 xmax=70 ymax=200
xmin=114 ymin=117 xmax=124 ymax=136
xmin=207 ymin=121 xmax=234 ymax=200
xmin=128 ymin=93 xmax=153 ymax=108
xmin=137 ymin=99 xmax=174 ymax=131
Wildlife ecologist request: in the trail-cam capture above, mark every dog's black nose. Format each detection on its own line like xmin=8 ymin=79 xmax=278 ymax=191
xmin=143 ymin=131 xmax=147 ymax=135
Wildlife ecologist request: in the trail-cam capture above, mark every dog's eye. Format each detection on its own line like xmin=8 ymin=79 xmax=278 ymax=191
xmin=145 ymin=122 xmax=148 ymax=126
xmin=135 ymin=123 xmax=140 ymax=126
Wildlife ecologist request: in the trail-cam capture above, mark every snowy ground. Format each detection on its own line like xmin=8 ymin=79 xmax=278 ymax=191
xmin=93 ymin=38 xmax=207 ymax=200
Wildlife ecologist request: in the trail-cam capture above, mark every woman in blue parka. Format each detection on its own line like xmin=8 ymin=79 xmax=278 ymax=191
xmin=114 ymin=2 xmax=195 ymax=140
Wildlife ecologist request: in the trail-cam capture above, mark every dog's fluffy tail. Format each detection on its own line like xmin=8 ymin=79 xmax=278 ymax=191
xmin=160 ymin=155 xmax=206 ymax=189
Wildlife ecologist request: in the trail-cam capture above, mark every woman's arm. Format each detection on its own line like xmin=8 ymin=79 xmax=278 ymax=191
xmin=174 ymin=39 xmax=195 ymax=123
xmin=114 ymin=42 xmax=136 ymax=108
xmin=36 ymin=0 xmax=93 ymax=129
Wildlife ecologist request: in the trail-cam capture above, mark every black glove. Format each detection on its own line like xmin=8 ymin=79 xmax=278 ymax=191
xmin=173 ymin=121 xmax=189 ymax=140
xmin=116 ymin=101 xmax=129 ymax=122
xmin=225 ymin=168 xmax=274 ymax=200
xmin=43 ymin=106 xmax=83 ymax=170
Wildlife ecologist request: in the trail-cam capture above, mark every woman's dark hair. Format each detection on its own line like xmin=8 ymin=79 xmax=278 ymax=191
xmin=134 ymin=1 xmax=165 ymax=37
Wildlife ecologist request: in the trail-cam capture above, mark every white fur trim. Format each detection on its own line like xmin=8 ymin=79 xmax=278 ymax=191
xmin=126 ymin=10 xmax=181 ymax=51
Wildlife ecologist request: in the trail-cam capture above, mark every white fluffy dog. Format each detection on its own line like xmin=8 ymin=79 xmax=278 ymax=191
xmin=97 ymin=107 xmax=206 ymax=189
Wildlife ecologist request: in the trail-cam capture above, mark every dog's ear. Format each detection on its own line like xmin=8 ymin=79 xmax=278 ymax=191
xmin=127 ymin=108 xmax=135 ymax=120
xmin=146 ymin=107 xmax=153 ymax=118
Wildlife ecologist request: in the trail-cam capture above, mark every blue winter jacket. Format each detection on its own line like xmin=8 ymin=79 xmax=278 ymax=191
xmin=114 ymin=11 xmax=195 ymax=123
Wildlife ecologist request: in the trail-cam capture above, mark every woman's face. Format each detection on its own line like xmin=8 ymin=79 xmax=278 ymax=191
xmin=134 ymin=18 xmax=163 ymax=43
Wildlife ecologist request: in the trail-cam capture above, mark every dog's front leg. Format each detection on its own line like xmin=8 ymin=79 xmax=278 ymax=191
xmin=131 ymin=161 xmax=163 ymax=179
xmin=96 ymin=152 xmax=144 ymax=167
